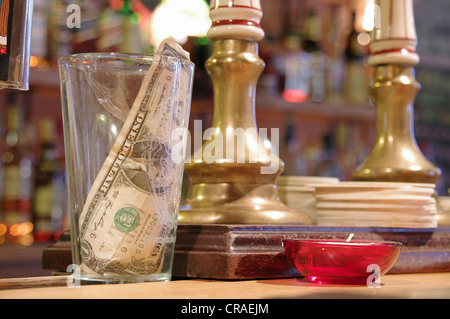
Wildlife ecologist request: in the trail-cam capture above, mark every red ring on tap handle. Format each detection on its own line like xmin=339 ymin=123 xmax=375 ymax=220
xmin=211 ymin=19 xmax=261 ymax=28
xmin=370 ymin=48 xmax=416 ymax=56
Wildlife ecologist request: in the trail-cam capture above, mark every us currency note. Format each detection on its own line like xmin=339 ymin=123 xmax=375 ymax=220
xmin=78 ymin=39 xmax=193 ymax=277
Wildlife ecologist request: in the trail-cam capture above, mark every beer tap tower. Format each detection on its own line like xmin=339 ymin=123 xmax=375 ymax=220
xmin=352 ymin=0 xmax=441 ymax=183
xmin=178 ymin=0 xmax=311 ymax=225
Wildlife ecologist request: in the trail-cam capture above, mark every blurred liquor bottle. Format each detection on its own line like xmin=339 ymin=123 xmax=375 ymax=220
xmin=30 ymin=0 xmax=50 ymax=68
xmin=32 ymin=118 xmax=66 ymax=242
xmin=280 ymin=28 xmax=312 ymax=103
xmin=47 ymin=0 xmax=73 ymax=65
xmin=316 ymin=131 xmax=340 ymax=178
xmin=303 ymin=11 xmax=326 ymax=102
xmin=97 ymin=0 xmax=145 ymax=53
xmin=325 ymin=13 xmax=346 ymax=105
xmin=1 ymin=94 xmax=35 ymax=245
xmin=344 ymin=12 xmax=369 ymax=106
xmin=97 ymin=3 xmax=123 ymax=52
xmin=118 ymin=0 xmax=143 ymax=53
xmin=315 ymin=123 xmax=361 ymax=181
xmin=280 ymin=118 xmax=307 ymax=176
xmin=71 ymin=0 xmax=104 ymax=54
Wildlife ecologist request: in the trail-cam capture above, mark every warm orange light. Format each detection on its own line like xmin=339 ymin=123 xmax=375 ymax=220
xmin=18 ymin=234 xmax=34 ymax=247
xmin=30 ymin=55 xmax=50 ymax=69
xmin=9 ymin=222 xmax=34 ymax=236
xmin=0 ymin=223 xmax=7 ymax=236
xmin=9 ymin=224 xmax=21 ymax=236
xmin=21 ymin=222 xmax=34 ymax=234
xmin=30 ymin=55 xmax=39 ymax=67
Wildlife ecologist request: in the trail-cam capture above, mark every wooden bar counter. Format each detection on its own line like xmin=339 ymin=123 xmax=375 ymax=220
xmin=1 ymin=272 xmax=450 ymax=299
xmin=2 ymin=225 xmax=450 ymax=301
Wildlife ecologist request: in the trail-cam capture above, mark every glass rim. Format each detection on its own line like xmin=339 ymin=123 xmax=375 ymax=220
xmin=58 ymin=52 xmax=194 ymax=67
xmin=282 ymin=238 xmax=403 ymax=247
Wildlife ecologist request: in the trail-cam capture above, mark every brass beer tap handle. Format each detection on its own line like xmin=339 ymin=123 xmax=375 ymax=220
xmin=352 ymin=0 xmax=441 ymax=183
xmin=179 ymin=0 xmax=312 ymax=225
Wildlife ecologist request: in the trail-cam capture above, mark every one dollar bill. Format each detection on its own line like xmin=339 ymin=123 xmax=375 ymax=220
xmin=78 ymin=39 xmax=193 ymax=277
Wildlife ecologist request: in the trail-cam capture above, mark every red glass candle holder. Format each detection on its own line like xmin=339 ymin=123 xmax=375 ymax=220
xmin=283 ymin=239 xmax=402 ymax=285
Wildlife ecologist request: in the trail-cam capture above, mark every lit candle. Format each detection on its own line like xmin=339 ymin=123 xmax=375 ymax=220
xmin=368 ymin=0 xmax=419 ymax=66
xmin=207 ymin=0 xmax=264 ymax=41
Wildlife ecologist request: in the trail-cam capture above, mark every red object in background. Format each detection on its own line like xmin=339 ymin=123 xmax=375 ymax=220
xmin=282 ymin=89 xmax=308 ymax=103
xmin=283 ymin=239 xmax=402 ymax=285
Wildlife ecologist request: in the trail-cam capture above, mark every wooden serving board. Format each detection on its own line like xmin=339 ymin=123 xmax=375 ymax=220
xmin=171 ymin=224 xmax=450 ymax=279
xmin=42 ymin=225 xmax=450 ymax=280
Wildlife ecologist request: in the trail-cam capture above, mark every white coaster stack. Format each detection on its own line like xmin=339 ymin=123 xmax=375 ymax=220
xmin=437 ymin=196 xmax=450 ymax=226
xmin=314 ymin=182 xmax=438 ymax=228
xmin=276 ymin=176 xmax=340 ymax=224
xmin=438 ymin=196 xmax=450 ymax=212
